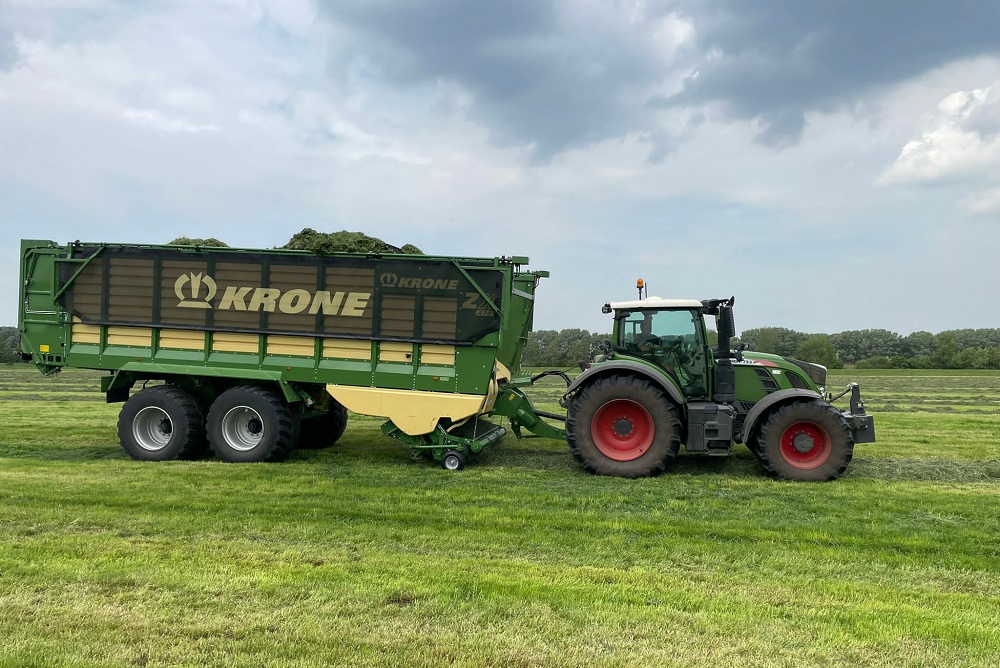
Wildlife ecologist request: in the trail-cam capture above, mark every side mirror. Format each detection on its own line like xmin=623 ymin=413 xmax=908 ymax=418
xmin=718 ymin=305 xmax=735 ymax=340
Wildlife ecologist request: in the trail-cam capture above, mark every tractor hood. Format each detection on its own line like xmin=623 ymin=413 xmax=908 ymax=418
xmin=741 ymin=352 xmax=828 ymax=390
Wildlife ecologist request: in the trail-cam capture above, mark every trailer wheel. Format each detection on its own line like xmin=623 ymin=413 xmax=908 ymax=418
xmin=297 ymin=400 xmax=349 ymax=449
xmin=566 ymin=375 xmax=681 ymax=478
xmin=756 ymin=401 xmax=853 ymax=481
xmin=207 ymin=386 xmax=298 ymax=463
xmin=441 ymin=450 xmax=466 ymax=471
xmin=117 ymin=385 xmax=206 ymax=461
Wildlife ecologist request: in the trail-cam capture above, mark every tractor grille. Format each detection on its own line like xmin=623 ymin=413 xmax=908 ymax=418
xmin=754 ymin=367 xmax=780 ymax=393
xmin=786 ymin=372 xmax=809 ymax=390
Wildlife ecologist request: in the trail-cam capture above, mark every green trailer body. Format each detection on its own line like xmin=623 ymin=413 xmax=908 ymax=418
xmin=18 ymin=239 xmax=552 ymax=465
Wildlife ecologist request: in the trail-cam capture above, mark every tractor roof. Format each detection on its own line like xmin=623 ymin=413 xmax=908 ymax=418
xmin=610 ymin=297 xmax=705 ymax=310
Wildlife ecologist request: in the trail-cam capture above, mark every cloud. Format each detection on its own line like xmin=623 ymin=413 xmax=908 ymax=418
xmin=879 ymin=82 xmax=1000 ymax=186
xmin=316 ymin=1 xmax=1000 ymax=156
xmin=316 ymin=0 xmax=695 ymax=160
xmin=0 ymin=25 xmax=17 ymax=71
xmin=120 ymin=108 xmax=219 ymax=133
xmin=962 ymin=187 xmax=1000 ymax=216
xmin=662 ymin=1 xmax=1000 ymax=146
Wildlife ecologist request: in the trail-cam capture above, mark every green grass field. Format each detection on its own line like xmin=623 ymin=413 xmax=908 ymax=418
xmin=1 ymin=365 xmax=998 ymax=667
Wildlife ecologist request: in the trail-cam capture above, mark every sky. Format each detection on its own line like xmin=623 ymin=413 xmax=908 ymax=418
xmin=1 ymin=0 xmax=999 ymax=336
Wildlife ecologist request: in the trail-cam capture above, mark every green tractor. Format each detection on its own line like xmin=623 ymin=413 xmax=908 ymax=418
xmin=551 ymin=291 xmax=874 ymax=481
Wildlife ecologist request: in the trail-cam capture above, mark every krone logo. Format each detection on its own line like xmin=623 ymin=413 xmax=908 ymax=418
xmin=379 ymin=272 xmax=398 ymax=287
xmin=175 ymin=272 xmax=217 ymax=309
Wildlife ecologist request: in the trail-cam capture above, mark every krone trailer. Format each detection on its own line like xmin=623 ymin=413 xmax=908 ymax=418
xmin=17 ymin=240 xmax=554 ymax=469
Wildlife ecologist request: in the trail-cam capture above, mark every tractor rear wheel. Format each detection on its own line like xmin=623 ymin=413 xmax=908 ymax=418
xmin=566 ymin=375 xmax=681 ymax=478
xmin=207 ymin=386 xmax=298 ymax=463
xmin=117 ymin=385 xmax=206 ymax=461
xmin=756 ymin=401 xmax=853 ymax=481
xmin=297 ymin=400 xmax=349 ymax=449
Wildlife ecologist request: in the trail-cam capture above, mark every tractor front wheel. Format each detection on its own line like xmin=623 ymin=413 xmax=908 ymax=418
xmin=566 ymin=375 xmax=681 ymax=478
xmin=756 ymin=401 xmax=853 ymax=481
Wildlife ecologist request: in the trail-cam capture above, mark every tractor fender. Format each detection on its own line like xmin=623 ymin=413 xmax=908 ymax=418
xmin=563 ymin=361 xmax=686 ymax=409
xmin=739 ymin=389 xmax=823 ymax=443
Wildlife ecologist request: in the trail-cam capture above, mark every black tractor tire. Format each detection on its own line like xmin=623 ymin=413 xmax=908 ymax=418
xmin=566 ymin=374 xmax=681 ymax=478
xmin=297 ymin=400 xmax=349 ymax=449
xmin=756 ymin=401 xmax=853 ymax=481
xmin=117 ymin=385 xmax=206 ymax=461
xmin=206 ymin=386 xmax=298 ymax=463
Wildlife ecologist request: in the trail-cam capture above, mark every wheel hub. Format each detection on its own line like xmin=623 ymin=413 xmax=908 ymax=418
xmin=792 ymin=432 xmax=815 ymax=453
xmin=612 ymin=418 xmax=633 ymax=438
xmin=132 ymin=406 xmax=174 ymax=451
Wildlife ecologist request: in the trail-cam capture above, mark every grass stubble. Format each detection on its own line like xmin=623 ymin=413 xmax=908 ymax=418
xmin=0 ymin=366 xmax=998 ymax=667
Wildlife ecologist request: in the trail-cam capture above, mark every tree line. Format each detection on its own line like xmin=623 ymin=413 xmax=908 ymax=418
xmin=5 ymin=323 xmax=1000 ymax=369
xmin=522 ymin=326 xmax=1000 ymax=370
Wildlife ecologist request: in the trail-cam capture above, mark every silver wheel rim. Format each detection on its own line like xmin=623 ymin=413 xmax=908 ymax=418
xmin=221 ymin=406 xmax=265 ymax=451
xmin=444 ymin=454 xmax=461 ymax=470
xmin=133 ymin=406 xmax=173 ymax=451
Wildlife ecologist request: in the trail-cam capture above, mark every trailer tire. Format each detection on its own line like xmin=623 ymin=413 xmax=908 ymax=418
xmin=566 ymin=374 xmax=681 ymax=478
xmin=441 ymin=450 xmax=466 ymax=471
xmin=297 ymin=400 xmax=349 ymax=449
xmin=207 ymin=386 xmax=298 ymax=463
xmin=756 ymin=401 xmax=853 ymax=481
xmin=117 ymin=385 xmax=206 ymax=461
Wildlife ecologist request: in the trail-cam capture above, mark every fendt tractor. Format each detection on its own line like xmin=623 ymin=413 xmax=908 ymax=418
xmin=18 ymin=240 xmax=874 ymax=481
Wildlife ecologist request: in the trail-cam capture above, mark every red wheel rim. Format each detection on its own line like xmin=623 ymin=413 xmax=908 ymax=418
xmin=591 ymin=400 xmax=654 ymax=461
xmin=778 ymin=421 xmax=832 ymax=469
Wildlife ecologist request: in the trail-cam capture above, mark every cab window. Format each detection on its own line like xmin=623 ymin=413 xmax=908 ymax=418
xmin=620 ymin=309 xmax=707 ymax=397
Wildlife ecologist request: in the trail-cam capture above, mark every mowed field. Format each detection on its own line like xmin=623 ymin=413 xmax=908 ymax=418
xmin=1 ymin=364 xmax=999 ymax=667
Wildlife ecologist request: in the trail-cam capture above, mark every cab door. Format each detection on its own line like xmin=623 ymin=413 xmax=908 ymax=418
xmin=620 ymin=309 xmax=709 ymax=398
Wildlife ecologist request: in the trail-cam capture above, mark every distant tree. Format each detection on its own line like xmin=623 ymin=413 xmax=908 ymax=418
xmin=522 ymin=329 xmax=610 ymax=367
xmin=900 ymin=331 xmax=934 ymax=358
xmin=856 ymin=356 xmax=893 ymax=369
xmin=948 ymin=328 xmax=1000 ymax=350
xmin=283 ymin=229 xmax=423 ymax=255
xmin=829 ymin=329 xmax=901 ymax=363
xmin=954 ymin=347 xmax=1000 ymax=369
xmin=168 ymin=237 xmax=229 ymax=247
xmin=795 ymin=335 xmax=843 ymax=369
xmin=740 ymin=327 xmax=807 ymax=357
xmin=889 ymin=356 xmax=914 ymax=369
xmin=0 ymin=327 xmax=22 ymax=364
xmin=932 ymin=332 xmax=958 ymax=368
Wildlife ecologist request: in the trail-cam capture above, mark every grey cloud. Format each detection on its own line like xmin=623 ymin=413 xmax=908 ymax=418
xmin=0 ymin=25 xmax=17 ymax=71
xmin=663 ymin=0 xmax=1000 ymax=145
xmin=317 ymin=0 xmax=679 ymax=159
xmin=319 ymin=0 xmax=1000 ymax=157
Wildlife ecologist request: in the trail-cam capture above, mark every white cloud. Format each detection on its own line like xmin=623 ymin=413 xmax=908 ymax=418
xmin=879 ymin=82 xmax=1000 ymax=185
xmin=121 ymin=108 xmax=219 ymax=133
xmin=962 ymin=187 xmax=1000 ymax=216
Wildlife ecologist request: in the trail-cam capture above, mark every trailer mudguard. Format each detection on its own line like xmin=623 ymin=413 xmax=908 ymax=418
xmin=103 ymin=363 xmax=304 ymax=404
xmin=563 ymin=360 xmax=686 ymax=408
xmin=738 ymin=388 xmax=822 ymax=444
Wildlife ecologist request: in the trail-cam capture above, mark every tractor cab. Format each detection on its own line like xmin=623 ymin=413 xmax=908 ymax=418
xmin=609 ymin=298 xmax=711 ymax=398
